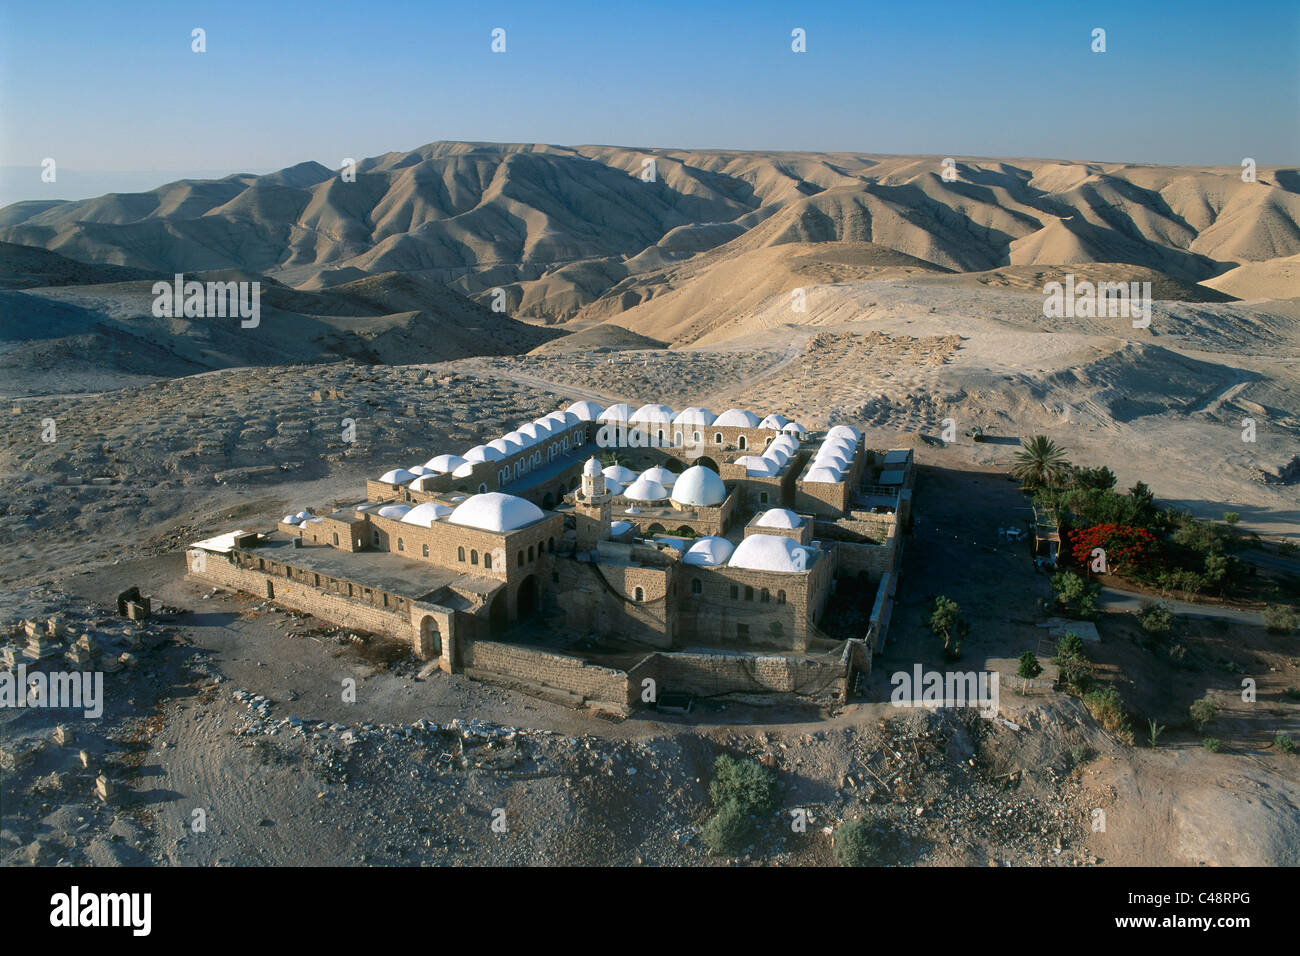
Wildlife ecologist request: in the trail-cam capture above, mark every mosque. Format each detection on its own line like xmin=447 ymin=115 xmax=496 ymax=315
xmin=188 ymin=400 xmax=912 ymax=708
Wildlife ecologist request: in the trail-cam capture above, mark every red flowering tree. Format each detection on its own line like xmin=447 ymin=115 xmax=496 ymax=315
xmin=1068 ymin=523 xmax=1159 ymax=575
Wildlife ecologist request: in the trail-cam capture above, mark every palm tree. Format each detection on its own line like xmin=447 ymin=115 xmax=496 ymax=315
xmin=1013 ymin=436 xmax=1071 ymax=489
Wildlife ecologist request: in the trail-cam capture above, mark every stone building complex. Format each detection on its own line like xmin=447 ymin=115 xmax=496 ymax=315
xmin=188 ymin=401 xmax=914 ymax=713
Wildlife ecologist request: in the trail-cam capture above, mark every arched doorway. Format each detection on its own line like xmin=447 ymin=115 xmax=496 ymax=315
xmin=489 ymin=591 xmax=508 ymax=633
xmin=696 ymin=456 xmax=720 ymax=473
xmin=516 ymin=575 xmax=538 ymax=619
xmin=542 ymin=491 xmax=555 ymax=509
xmin=419 ymin=616 xmax=442 ymax=658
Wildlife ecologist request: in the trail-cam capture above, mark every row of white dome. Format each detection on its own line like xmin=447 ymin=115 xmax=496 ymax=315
xmin=672 ymin=529 xmax=817 ymax=573
xmin=375 ymin=402 xmax=811 ymax=486
xmin=587 ymin=458 xmax=728 ymax=507
xmin=800 ymin=426 xmax=863 ymax=484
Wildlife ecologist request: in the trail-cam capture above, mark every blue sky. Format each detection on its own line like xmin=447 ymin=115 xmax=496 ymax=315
xmin=1 ymin=0 xmax=1296 ymax=187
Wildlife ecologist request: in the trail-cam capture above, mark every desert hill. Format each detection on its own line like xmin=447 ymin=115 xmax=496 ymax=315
xmin=2 ymin=144 xmax=1295 ymax=336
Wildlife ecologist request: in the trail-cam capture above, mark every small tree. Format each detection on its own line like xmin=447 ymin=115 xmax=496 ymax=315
xmin=1275 ymin=734 xmax=1295 ymax=755
xmin=1223 ymin=512 xmax=1240 ymax=526
xmin=1017 ymin=651 xmax=1042 ymax=679
xmin=1264 ymin=604 xmax=1298 ymax=634
xmin=1137 ymin=602 xmax=1173 ymax=636
xmin=1053 ymin=632 xmax=1092 ymax=691
xmin=928 ymin=596 xmax=968 ymax=660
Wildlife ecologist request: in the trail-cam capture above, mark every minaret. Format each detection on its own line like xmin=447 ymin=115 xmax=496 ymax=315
xmin=575 ymin=457 xmax=612 ymax=551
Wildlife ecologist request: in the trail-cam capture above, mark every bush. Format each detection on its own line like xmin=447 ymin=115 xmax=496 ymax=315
xmin=1278 ymin=541 xmax=1298 ymax=556
xmin=834 ymin=818 xmax=876 ymax=867
xmin=1223 ymin=512 xmax=1240 ymax=526
xmin=1203 ymin=737 xmax=1222 ymax=753
xmin=1068 ymin=523 xmax=1160 ymax=575
xmin=700 ymin=800 xmax=751 ymax=856
xmin=709 ymin=754 xmax=777 ymax=813
xmin=1189 ymin=695 xmax=1218 ymax=731
xmin=1264 ymin=605 xmax=1298 ymax=634
xmin=1084 ymin=686 xmax=1133 ymax=744
xmin=1276 ymin=734 xmax=1296 ymax=755
xmin=1137 ymin=602 xmax=1174 ymax=636
xmin=1053 ymin=632 xmax=1093 ymax=691
xmin=1017 ymin=651 xmax=1042 ymax=679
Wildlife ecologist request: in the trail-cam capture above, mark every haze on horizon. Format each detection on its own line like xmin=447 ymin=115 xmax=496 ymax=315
xmin=1 ymin=0 xmax=1297 ymax=206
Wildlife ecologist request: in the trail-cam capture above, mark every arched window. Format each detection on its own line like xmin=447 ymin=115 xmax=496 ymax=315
xmin=484 ymin=553 xmax=492 ymax=569
xmin=739 ymin=436 xmax=748 ymax=450
xmin=714 ymin=432 xmax=723 ymax=445
xmin=691 ymin=579 xmax=702 ymax=595
xmin=528 ymin=545 xmax=534 ymax=562
xmin=776 ymin=589 xmax=786 ymax=605
xmin=761 ymin=588 xmax=770 ymax=603
xmin=332 ymin=532 xmax=339 ymax=546
xmin=745 ymin=585 xmax=754 ymax=601
xmin=422 ymin=544 xmax=429 ymax=558
xmin=457 ymin=546 xmax=465 ymax=562
xmin=478 ymin=483 xmax=487 ymax=494
xmin=471 ymin=549 xmax=478 ymax=565
xmin=517 ymin=550 xmax=524 ymax=567
xmin=759 ymin=492 xmax=769 ymax=504
xmin=397 ymin=538 xmax=404 ymax=552
xmin=633 ymin=587 xmax=645 ymax=602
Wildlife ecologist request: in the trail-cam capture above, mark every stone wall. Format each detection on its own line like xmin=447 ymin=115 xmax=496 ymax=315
xmin=636 ymin=649 xmax=847 ymax=699
xmin=459 ymin=639 xmax=632 ymax=705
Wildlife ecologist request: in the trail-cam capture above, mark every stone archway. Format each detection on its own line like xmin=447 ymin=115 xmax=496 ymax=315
xmin=419 ymin=615 xmax=442 ymax=658
xmin=696 ymin=456 xmax=720 ymax=473
xmin=516 ymin=574 xmax=539 ymax=619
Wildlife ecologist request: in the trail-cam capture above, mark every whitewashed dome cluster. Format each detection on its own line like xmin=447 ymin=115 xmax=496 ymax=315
xmin=624 ymin=476 xmax=669 ymax=502
xmin=400 ymin=502 xmax=453 ymax=527
xmin=378 ymin=468 xmax=416 ymax=485
xmin=734 ymin=455 xmax=779 ymax=477
xmin=727 ymin=534 xmax=815 ymax=572
xmin=449 ymin=492 xmax=545 ymax=533
xmin=670 ymin=465 xmax=727 ymax=507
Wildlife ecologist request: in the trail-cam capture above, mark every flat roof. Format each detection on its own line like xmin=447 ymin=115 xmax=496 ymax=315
xmin=244 ymin=532 xmax=494 ymax=602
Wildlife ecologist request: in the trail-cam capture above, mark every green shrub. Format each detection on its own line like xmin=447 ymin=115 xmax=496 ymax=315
xmin=1147 ymin=719 xmax=1166 ymax=748
xmin=1189 ymin=695 xmax=1219 ymax=731
xmin=1202 ymin=737 xmax=1221 ymax=753
xmin=928 ymin=595 xmax=967 ymax=660
xmin=1054 ymin=632 xmax=1093 ymax=691
xmin=709 ymin=754 xmax=777 ymax=813
xmin=1264 ymin=605 xmax=1298 ymax=634
xmin=1223 ymin=512 xmax=1240 ymax=526
xmin=834 ymin=818 xmax=877 ymax=867
xmin=700 ymin=800 xmax=751 ymax=856
xmin=1137 ymin=602 xmax=1174 ymax=636
xmin=1276 ymin=734 xmax=1296 ymax=755
xmin=1017 ymin=651 xmax=1042 ymax=679
xmin=1084 ymin=686 xmax=1133 ymax=745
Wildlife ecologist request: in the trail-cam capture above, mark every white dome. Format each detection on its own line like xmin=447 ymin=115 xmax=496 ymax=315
xmin=639 ymin=465 xmax=677 ymax=487
xmin=567 ymin=400 xmax=604 ymax=422
xmin=295 ymin=511 xmax=312 ymax=522
xmin=670 ymin=465 xmax=727 ymax=507
xmin=813 ymin=450 xmax=850 ymax=470
xmin=544 ymin=410 xmax=580 ymax=428
xmin=821 ymin=436 xmax=856 ymax=455
xmin=400 ymin=502 xmax=453 ymax=527
xmin=448 ymin=492 xmax=545 ymax=533
xmin=377 ymin=504 xmax=412 ymax=519
xmin=451 ymin=461 xmax=477 ymax=478
xmin=463 ymin=445 xmax=503 ymax=463
xmin=734 ymin=455 xmax=779 ymax=477
xmin=782 ymin=422 xmax=807 ymax=435
xmin=282 ymin=514 xmax=301 ymax=525
xmin=769 ymin=434 xmax=800 ymax=453
xmin=378 ymin=468 xmax=416 ymax=485
xmin=683 ymin=536 xmax=736 ymax=566
xmin=583 ymin=457 xmax=603 ymax=477
xmin=502 ymin=429 xmax=534 ymax=448
xmin=604 ymin=478 xmax=626 ymax=496
xmin=624 ymin=476 xmax=669 ymax=502
xmin=603 ymin=464 xmax=639 ymax=483
xmin=714 ymin=408 xmax=761 ymax=428
xmin=728 ymin=534 xmax=815 ymax=573
xmin=762 ymin=446 xmax=791 ymax=466
xmin=487 ymin=437 xmax=522 ymax=456
xmin=610 ymin=520 xmax=633 ymax=536
xmin=756 ymin=508 xmax=801 ymax=529
xmin=598 ymin=403 xmax=632 ymax=423
xmin=758 ymin=413 xmax=790 ymax=430
xmin=425 ymin=454 xmax=467 ymax=473
xmin=517 ymin=423 xmax=546 ymax=443
xmin=631 ymin=403 xmax=675 ymax=425
xmin=409 ymin=475 xmax=441 ymax=492
xmin=826 ymin=425 xmax=861 ymax=442
xmin=408 ymin=465 xmax=436 ymax=476
xmin=673 ymin=407 xmax=716 ymax=426
xmin=804 ymin=465 xmax=843 ymax=483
